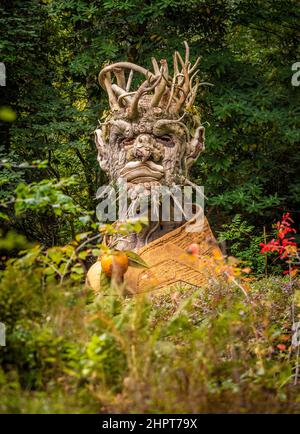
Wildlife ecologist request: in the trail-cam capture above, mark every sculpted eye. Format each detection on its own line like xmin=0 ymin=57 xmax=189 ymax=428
xmin=118 ymin=137 xmax=134 ymax=147
xmin=156 ymin=135 xmax=175 ymax=147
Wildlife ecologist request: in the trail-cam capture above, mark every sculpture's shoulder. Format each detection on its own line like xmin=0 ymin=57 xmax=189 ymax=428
xmin=125 ymin=217 xmax=221 ymax=293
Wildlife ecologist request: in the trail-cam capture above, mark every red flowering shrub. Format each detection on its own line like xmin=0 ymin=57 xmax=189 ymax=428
xmin=260 ymin=213 xmax=299 ymax=275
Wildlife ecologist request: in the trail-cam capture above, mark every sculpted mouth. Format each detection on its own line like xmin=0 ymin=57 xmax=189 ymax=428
xmin=120 ymin=161 xmax=164 ymax=183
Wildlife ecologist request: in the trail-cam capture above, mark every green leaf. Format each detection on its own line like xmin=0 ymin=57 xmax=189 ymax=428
xmin=125 ymin=251 xmax=149 ymax=269
xmin=0 ymin=106 xmax=16 ymax=122
xmin=0 ymin=212 xmax=9 ymax=220
xmin=92 ymin=249 xmax=101 ymax=256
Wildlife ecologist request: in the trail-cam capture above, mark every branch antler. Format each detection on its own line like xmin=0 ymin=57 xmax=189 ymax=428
xmin=98 ymin=42 xmax=202 ymax=118
xmin=169 ymin=41 xmax=201 ymax=114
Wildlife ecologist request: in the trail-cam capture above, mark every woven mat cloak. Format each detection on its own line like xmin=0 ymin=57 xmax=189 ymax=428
xmin=125 ymin=215 xmax=221 ymax=293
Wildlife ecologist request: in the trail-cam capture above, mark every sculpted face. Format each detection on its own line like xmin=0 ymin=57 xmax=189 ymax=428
xmin=95 ymin=106 xmax=205 ymax=195
xmin=95 ymin=42 xmax=205 ymax=196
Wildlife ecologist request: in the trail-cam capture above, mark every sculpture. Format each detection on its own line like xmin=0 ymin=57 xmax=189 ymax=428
xmin=88 ymin=42 xmax=221 ymax=293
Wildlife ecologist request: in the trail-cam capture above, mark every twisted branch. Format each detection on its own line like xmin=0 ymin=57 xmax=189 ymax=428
xmin=98 ymin=42 xmax=203 ymax=116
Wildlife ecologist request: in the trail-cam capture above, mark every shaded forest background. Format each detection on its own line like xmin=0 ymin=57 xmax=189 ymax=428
xmin=1 ymin=0 xmax=299 ymax=262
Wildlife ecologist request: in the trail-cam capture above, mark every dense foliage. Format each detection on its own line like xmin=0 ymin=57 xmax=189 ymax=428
xmin=1 ymin=243 xmax=300 ymax=413
xmin=1 ymin=0 xmax=299 ymax=247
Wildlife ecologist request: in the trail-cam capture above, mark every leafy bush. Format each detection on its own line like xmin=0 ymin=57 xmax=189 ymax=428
xmin=218 ymin=214 xmax=266 ymax=274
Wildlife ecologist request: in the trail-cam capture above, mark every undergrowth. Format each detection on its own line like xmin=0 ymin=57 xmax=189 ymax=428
xmin=1 ymin=250 xmax=300 ymax=413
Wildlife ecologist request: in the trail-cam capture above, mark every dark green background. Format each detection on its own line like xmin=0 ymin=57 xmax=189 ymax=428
xmin=1 ymin=0 xmax=299 ymax=252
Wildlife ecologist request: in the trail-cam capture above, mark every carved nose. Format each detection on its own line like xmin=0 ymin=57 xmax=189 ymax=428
xmin=136 ymin=134 xmax=149 ymax=145
xmin=133 ymin=134 xmax=152 ymax=162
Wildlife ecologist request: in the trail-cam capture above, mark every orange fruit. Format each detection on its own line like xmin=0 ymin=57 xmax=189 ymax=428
xmin=101 ymin=251 xmax=129 ymax=277
xmin=186 ymin=243 xmax=200 ymax=256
